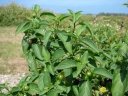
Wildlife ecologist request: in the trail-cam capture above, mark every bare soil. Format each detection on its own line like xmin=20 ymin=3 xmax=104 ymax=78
xmin=0 ymin=27 xmax=28 ymax=74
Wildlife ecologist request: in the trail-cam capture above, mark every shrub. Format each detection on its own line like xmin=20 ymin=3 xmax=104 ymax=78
xmin=0 ymin=2 xmax=32 ymax=26
xmin=0 ymin=4 xmax=128 ymax=96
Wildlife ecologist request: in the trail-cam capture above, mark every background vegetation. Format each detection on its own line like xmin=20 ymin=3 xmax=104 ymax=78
xmin=0 ymin=2 xmax=128 ymax=26
xmin=0 ymin=3 xmax=128 ymax=74
xmin=0 ymin=3 xmax=128 ymax=96
xmin=0 ymin=3 xmax=32 ymax=26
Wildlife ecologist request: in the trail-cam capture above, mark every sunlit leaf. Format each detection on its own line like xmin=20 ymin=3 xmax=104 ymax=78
xmin=27 ymin=52 xmax=37 ymax=73
xmin=80 ymin=51 xmax=89 ymax=64
xmin=58 ymin=14 xmax=69 ymax=22
xmin=47 ymin=89 xmax=62 ymax=96
xmin=40 ymin=12 xmax=56 ymax=20
xmin=75 ymin=11 xmax=82 ymax=21
xmin=72 ymin=85 xmax=79 ymax=96
xmin=93 ymin=68 xmax=113 ymax=79
xmin=28 ymin=83 xmax=39 ymax=95
xmin=38 ymin=73 xmax=44 ymax=91
xmin=34 ymin=4 xmax=41 ymax=13
xmin=32 ymin=44 xmax=43 ymax=60
xmin=68 ymin=9 xmax=75 ymax=23
xmin=44 ymin=30 xmax=52 ymax=46
xmin=112 ymin=68 xmax=128 ymax=96
xmin=55 ymin=59 xmax=76 ymax=70
xmin=57 ymin=30 xmax=72 ymax=54
xmin=42 ymin=46 xmax=50 ymax=62
xmin=15 ymin=22 xmax=31 ymax=35
xmin=52 ymin=49 xmax=65 ymax=62
xmin=75 ymin=25 xmax=86 ymax=36
xmin=79 ymin=81 xmax=92 ymax=96
xmin=81 ymin=38 xmax=99 ymax=53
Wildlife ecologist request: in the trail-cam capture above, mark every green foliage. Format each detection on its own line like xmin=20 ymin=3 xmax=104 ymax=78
xmin=0 ymin=2 xmax=32 ymax=26
xmin=1 ymin=4 xmax=128 ymax=96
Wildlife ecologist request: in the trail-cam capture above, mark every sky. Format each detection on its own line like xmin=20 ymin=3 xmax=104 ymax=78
xmin=0 ymin=0 xmax=128 ymax=14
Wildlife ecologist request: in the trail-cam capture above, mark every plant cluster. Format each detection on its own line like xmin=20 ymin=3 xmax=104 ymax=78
xmin=0 ymin=2 xmax=31 ymax=26
xmin=0 ymin=5 xmax=128 ymax=96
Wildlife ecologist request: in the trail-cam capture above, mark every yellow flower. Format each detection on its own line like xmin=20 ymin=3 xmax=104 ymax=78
xmin=99 ymin=86 xmax=107 ymax=93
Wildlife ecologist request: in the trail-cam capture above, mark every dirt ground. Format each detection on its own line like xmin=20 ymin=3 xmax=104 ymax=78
xmin=0 ymin=27 xmax=28 ymax=74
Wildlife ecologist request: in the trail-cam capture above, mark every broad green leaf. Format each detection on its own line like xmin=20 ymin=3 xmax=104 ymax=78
xmin=112 ymin=68 xmax=128 ymax=96
xmin=28 ymin=74 xmax=39 ymax=84
xmin=40 ymin=12 xmax=56 ymax=20
xmin=75 ymin=11 xmax=82 ymax=21
xmin=39 ymin=20 xmax=50 ymax=25
xmin=32 ymin=44 xmax=43 ymax=60
xmin=34 ymin=27 xmax=46 ymax=36
xmin=102 ymin=52 xmax=111 ymax=59
xmin=50 ymin=40 xmax=60 ymax=48
xmin=34 ymin=4 xmax=41 ymax=13
xmin=56 ymin=85 xmax=67 ymax=92
xmin=79 ymin=22 xmax=94 ymax=36
xmin=80 ymin=51 xmax=89 ymax=64
xmin=64 ymin=68 xmax=73 ymax=85
xmin=57 ymin=31 xmax=72 ymax=54
xmin=94 ymin=56 xmax=104 ymax=65
xmin=85 ymin=22 xmax=94 ymax=36
xmin=42 ymin=46 xmax=50 ymax=62
xmin=18 ymin=75 xmax=29 ymax=86
xmin=66 ymin=86 xmax=71 ymax=94
xmin=63 ymin=68 xmax=72 ymax=77
xmin=22 ymin=39 xmax=29 ymax=54
xmin=81 ymin=38 xmax=99 ymax=53
xmin=44 ymin=30 xmax=52 ymax=46
xmin=43 ymin=72 xmax=51 ymax=87
xmin=27 ymin=52 xmax=37 ymax=73
xmin=29 ymin=34 xmax=37 ymax=39
xmin=39 ymin=88 xmax=50 ymax=95
xmin=93 ymin=68 xmax=113 ymax=79
xmin=75 ymin=25 xmax=86 ymax=36
xmin=110 ymin=63 xmax=118 ymax=70
xmin=52 ymin=49 xmax=65 ymax=62
xmin=47 ymin=89 xmax=61 ymax=96
xmin=68 ymin=9 xmax=75 ymax=23
xmin=79 ymin=81 xmax=92 ymax=96
xmin=58 ymin=14 xmax=69 ymax=22
xmin=33 ymin=17 xmax=40 ymax=23
xmin=73 ymin=62 xmax=86 ymax=78
xmin=28 ymin=83 xmax=39 ymax=95
xmin=15 ymin=22 xmax=30 ymax=35
xmin=47 ymin=64 xmax=55 ymax=75
xmin=38 ymin=73 xmax=44 ymax=91
xmin=11 ymin=87 xmax=21 ymax=93
xmin=36 ymin=59 xmax=46 ymax=67
xmin=55 ymin=59 xmax=76 ymax=70
xmin=72 ymin=85 xmax=79 ymax=96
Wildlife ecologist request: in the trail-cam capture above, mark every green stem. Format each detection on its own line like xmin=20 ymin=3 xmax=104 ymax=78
xmin=73 ymin=22 xmax=76 ymax=33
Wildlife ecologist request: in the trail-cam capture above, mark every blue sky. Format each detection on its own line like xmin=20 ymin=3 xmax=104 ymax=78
xmin=0 ymin=0 xmax=128 ymax=14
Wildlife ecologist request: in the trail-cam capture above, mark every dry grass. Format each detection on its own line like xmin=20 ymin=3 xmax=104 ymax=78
xmin=0 ymin=26 xmax=28 ymax=74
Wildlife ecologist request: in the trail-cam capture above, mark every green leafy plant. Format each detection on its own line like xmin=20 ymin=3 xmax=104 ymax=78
xmin=0 ymin=4 xmax=128 ymax=96
xmin=0 ymin=2 xmax=32 ymax=26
